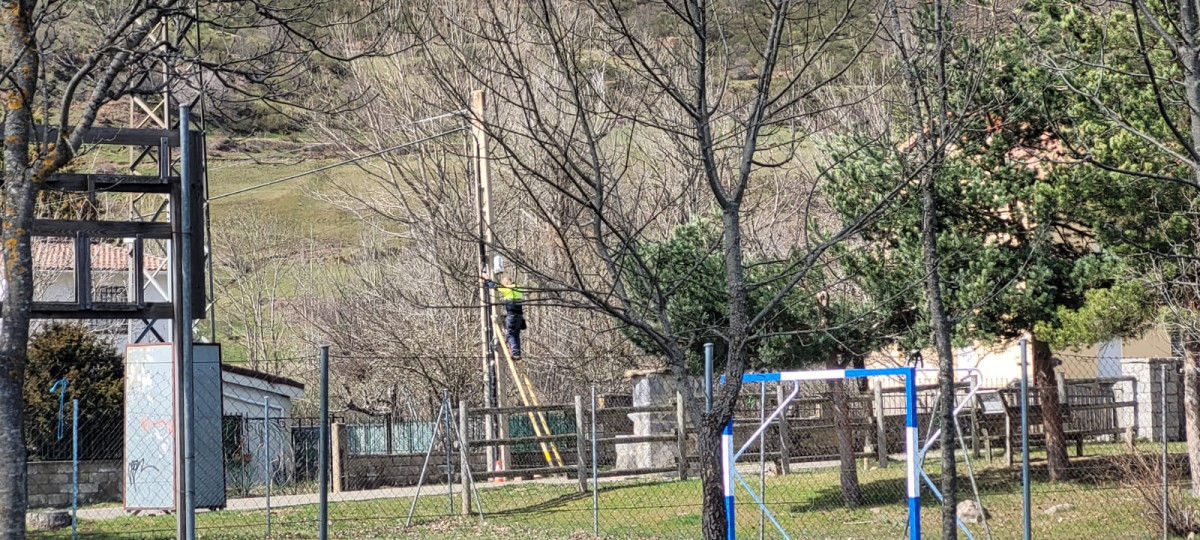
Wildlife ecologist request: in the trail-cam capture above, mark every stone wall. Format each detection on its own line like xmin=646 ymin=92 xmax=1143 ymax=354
xmin=27 ymin=460 xmax=122 ymax=509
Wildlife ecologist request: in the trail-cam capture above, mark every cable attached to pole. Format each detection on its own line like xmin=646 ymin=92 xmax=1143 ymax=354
xmin=210 ymin=128 xmax=466 ymax=201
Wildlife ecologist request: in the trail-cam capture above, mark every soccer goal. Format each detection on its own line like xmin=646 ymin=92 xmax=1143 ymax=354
xmin=721 ymin=367 xmax=921 ymax=540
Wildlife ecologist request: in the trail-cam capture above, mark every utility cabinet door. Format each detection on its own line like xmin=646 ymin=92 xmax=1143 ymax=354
xmin=194 ymin=343 xmax=226 ymax=509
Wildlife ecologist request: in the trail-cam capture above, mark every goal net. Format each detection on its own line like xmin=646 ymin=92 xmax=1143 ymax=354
xmin=721 ymin=367 xmax=922 ymax=540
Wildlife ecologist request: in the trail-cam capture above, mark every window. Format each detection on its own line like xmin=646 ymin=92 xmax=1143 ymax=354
xmin=95 ymin=285 xmax=127 ymax=303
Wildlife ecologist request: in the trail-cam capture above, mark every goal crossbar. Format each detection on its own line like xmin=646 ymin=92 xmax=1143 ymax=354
xmin=722 ymin=367 xmax=920 ymax=540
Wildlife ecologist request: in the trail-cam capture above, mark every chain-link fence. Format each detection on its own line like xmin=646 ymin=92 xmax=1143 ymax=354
xmin=20 ymin=345 xmax=1199 ymax=539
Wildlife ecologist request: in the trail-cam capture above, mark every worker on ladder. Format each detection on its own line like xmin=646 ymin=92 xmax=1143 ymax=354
xmin=480 ymin=270 xmax=526 ymax=358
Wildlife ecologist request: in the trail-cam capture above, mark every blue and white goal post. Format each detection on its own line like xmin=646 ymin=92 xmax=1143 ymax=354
xmin=721 ymin=367 xmax=920 ymax=540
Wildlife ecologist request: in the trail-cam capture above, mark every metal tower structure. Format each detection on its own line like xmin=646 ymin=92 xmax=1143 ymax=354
xmin=126 ymin=12 xmax=214 ymax=345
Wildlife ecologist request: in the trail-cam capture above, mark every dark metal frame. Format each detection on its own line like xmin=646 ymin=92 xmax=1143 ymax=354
xmin=19 ymin=125 xmax=205 ymax=320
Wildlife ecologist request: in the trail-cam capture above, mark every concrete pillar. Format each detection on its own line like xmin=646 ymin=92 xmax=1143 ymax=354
xmin=1121 ymin=357 xmax=1183 ymax=441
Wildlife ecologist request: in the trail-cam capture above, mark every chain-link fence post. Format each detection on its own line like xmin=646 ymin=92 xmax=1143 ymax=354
xmin=591 ymin=385 xmax=598 ymax=538
xmin=72 ymin=398 xmax=79 ymax=540
xmin=1020 ymin=337 xmax=1031 ymax=540
xmin=264 ymin=396 xmax=272 ymax=537
xmin=444 ymin=390 xmax=453 ymax=515
xmin=1162 ymin=363 xmax=1168 ymax=540
xmin=318 ymin=346 xmax=330 ymax=540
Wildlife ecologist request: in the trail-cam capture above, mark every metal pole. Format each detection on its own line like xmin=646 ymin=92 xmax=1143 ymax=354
xmin=72 ymin=399 xmax=78 ymax=540
xmin=264 ymin=396 xmax=272 ymax=537
xmin=1162 ymin=363 xmax=1169 ymax=540
xmin=591 ymin=385 xmax=598 ymax=538
xmin=178 ymin=105 xmax=198 ymax=540
xmin=445 ymin=390 xmax=454 ymax=516
xmin=759 ymin=383 xmax=765 ymax=540
xmin=705 ymin=343 xmax=714 ymax=413
xmin=904 ymin=369 xmax=920 ymax=540
xmin=318 ymin=346 xmax=330 ymax=540
xmin=1019 ymin=337 xmax=1031 ymax=540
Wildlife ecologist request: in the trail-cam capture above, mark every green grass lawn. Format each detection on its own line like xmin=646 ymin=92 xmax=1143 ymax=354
xmin=31 ymin=447 xmax=1183 ymax=539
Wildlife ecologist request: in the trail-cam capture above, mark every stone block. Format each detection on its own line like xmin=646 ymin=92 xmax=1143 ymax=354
xmin=78 ymin=482 xmax=102 ymax=494
xmin=31 ymin=473 xmax=71 ymax=486
xmin=614 ymin=436 xmax=677 ymax=470
xmin=27 ymin=511 xmax=71 ymax=531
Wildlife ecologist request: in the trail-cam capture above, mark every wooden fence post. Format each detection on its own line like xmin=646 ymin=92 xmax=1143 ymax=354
xmin=1131 ymin=376 xmax=1140 ymax=440
xmin=331 ymin=422 xmax=345 ymax=493
xmin=575 ymin=395 xmax=587 ymax=492
xmin=676 ymin=391 xmax=688 ymax=480
xmin=459 ymin=400 xmax=472 ymax=515
xmin=873 ymin=382 xmax=888 ymax=468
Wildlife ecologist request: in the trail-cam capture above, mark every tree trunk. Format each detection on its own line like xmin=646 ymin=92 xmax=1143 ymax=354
xmin=699 ymin=412 xmax=729 ymax=539
xmin=919 ymin=168 xmax=957 ymax=538
xmin=827 ymin=354 xmax=862 ymax=506
xmin=1031 ymin=338 xmax=1070 ymax=481
xmin=1180 ymin=0 xmax=1200 ymax=499
xmin=1182 ymin=333 xmax=1200 ymax=497
xmin=0 ymin=1 xmax=38 ymax=537
xmin=698 ymin=206 xmax=752 ymax=540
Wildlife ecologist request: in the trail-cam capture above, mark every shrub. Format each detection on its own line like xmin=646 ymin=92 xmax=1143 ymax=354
xmin=23 ymin=323 xmax=124 ymax=461
xmin=1119 ymin=448 xmax=1200 ymax=536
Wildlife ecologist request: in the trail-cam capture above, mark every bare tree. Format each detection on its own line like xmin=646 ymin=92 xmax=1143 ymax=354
xmin=377 ymin=1 xmax=905 ymax=536
xmin=211 ymin=214 xmax=308 ymax=370
xmin=0 ymin=1 xmax=400 ymax=535
xmin=880 ymin=0 xmax=1013 ymax=534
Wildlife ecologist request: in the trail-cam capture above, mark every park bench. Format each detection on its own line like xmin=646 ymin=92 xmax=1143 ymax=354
xmin=973 ymin=377 xmax=1136 ymax=466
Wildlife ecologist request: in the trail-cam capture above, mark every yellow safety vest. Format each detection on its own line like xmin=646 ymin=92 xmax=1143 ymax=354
xmin=498 ymin=285 xmax=523 ymax=302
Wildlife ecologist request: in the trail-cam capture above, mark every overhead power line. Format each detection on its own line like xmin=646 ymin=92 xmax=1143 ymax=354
xmin=209 ymin=127 xmax=467 ymax=200
xmin=209 ymin=109 xmax=467 ymax=172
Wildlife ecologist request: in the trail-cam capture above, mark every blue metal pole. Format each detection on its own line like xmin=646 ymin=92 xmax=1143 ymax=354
xmin=705 ymin=343 xmax=714 ymax=414
xmin=178 ymin=105 xmax=197 ymax=540
xmin=1020 ymin=337 xmax=1031 ymax=540
xmin=72 ymin=399 xmax=78 ymax=540
xmin=264 ymin=396 xmax=272 ymax=536
xmin=318 ymin=346 xmax=330 ymax=540
xmin=723 ymin=417 xmax=735 ymax=540
xmin=905 ymin=368 xmax=919 ymax=540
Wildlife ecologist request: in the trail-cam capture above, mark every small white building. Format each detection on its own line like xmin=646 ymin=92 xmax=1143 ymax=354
xmin=220 ymin=363 xmax=306 ymax=418
xmin=31 ymin=239 xmax=172 ymax=347
xmin=220 ymin=364 xmax=307 ymax=490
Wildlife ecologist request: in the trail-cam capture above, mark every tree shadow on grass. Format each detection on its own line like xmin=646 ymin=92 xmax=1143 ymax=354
xmin=787 ymin=452 xmax=1166 ymax=514
xmin=485 ymin=479 xmax=697 ymax=516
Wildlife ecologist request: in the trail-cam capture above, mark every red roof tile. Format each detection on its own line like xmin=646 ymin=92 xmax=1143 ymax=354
xmin=33 ymin=240 xmax=167 ymax=272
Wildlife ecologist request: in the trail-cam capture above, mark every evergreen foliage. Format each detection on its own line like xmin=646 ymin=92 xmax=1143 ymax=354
xmin=23 ymin=324 xmax=124 ymax=462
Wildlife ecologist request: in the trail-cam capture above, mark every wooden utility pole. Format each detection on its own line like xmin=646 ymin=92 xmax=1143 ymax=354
xmin=471 ymin=90 xmax=503 ymax=472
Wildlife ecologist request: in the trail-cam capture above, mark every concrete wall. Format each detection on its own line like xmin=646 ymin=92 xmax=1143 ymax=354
xmin=27 ymin=460 xmax=122 ymax=509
